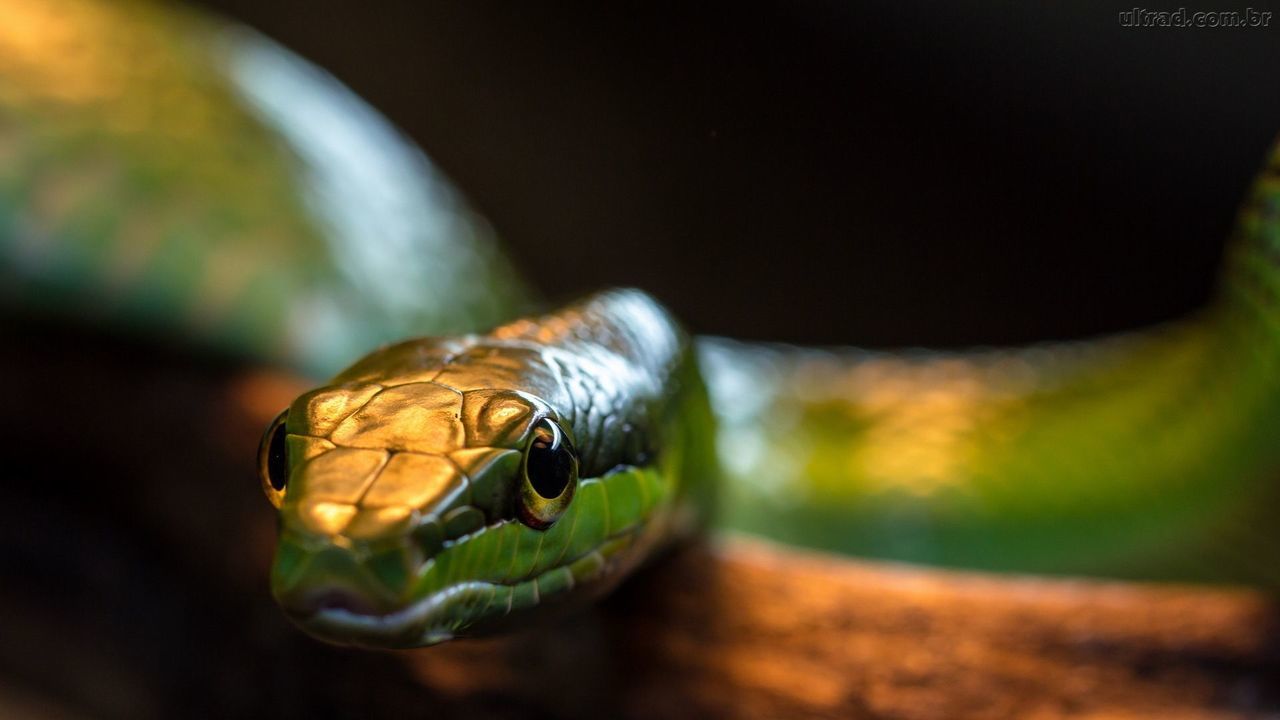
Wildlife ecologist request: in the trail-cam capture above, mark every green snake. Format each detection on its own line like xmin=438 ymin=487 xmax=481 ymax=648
xmin=4 ymin=0 xmax=1280 ymax=649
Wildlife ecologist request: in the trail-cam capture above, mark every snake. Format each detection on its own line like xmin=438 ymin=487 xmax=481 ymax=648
xmin=3 ymin=0 xmax=1280 ymax=649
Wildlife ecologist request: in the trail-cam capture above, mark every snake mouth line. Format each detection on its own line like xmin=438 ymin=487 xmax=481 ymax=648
xmin=293 ymin=528 xmax=640 ymax=647
xmin=301 ymin=581 xmax=493 ymax=647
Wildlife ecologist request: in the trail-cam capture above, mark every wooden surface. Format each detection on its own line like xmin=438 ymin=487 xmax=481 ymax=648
xmin=410 ymin=538 xmax=1280 ymax=719
xmin=2 ymin=323 xmax=1279 ymax=719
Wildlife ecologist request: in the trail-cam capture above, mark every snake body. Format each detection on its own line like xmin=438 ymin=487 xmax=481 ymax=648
xmin=3 ymin=0 xmax=1279 ymax=647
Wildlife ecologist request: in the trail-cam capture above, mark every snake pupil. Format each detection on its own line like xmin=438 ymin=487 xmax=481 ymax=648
xmin=526 ymin=421 xmax=574 ymax=499
xmin=266 ymin=416 xmax=289 ymax=492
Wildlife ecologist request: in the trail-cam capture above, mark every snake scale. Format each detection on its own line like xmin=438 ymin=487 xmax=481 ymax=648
xmin=2 ymin=0 xmax=1279 ymax=648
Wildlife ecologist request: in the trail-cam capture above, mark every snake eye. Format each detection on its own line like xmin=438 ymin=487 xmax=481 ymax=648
xmin=259 ymin=410 xmax=290 ymax=509
xmin=518 ymin=418 xmax=578 ymax=529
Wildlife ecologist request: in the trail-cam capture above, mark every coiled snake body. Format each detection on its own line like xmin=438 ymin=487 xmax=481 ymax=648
xmin=3 ymin=0 xmax=1279 ymax=647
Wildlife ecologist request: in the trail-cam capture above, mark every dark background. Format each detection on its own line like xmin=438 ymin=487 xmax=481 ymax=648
xmin=199 ymin=0 xmax=1280 ymax=347
xmin=7 ymin=5 xmax=1280 ymax=716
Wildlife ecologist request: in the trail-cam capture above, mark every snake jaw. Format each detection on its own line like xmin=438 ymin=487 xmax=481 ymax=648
xmin=270 ymin=464 xmax=666 ymax=647
xmin=269 ymin=525 xmax=486 ymax=648
xmin=275 ymin=526 xmax=648 ymax=649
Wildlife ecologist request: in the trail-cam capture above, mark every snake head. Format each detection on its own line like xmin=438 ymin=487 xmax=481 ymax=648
xmin=258 ymin=336 xmax=667 ymax=647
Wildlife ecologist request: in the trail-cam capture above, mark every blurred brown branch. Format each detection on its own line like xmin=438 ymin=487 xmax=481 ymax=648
xmin=411 ymin=538 xmax=1280 ymax=719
